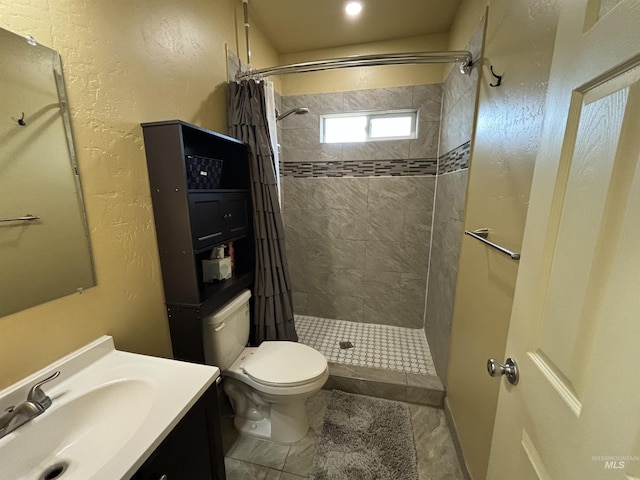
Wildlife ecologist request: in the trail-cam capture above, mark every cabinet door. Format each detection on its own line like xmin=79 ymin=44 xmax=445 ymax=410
xmin=189 ymin=191 xmax=250 ymax=251
xmin=222 ymin=193 xmax=250 ymax=239
xmin=188 ymin=192 xmax=225 ymax=251
xmin=132 ymin=384 xmax=224 ymax=480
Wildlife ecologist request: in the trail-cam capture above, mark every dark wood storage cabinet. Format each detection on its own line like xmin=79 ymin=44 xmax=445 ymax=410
xmin=132 ymin=381 xmax=225 ymax=480
xmin=141 ymin=120 xmax=254 ymax=364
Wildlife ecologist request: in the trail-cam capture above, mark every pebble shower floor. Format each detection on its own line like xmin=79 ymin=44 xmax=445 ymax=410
xmin=296 ymin=315 xmax=437 ymax=376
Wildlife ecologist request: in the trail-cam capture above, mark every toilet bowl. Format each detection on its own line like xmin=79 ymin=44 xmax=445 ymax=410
xmin=202 ymin=290 xmax=328 ymax=443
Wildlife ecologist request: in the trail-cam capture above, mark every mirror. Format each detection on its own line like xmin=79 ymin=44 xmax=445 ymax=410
xmin=0 ymin=27 xmax=95 ymax=317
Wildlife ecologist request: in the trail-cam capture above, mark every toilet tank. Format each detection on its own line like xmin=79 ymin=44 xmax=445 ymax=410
xmin=202 ymin=289 xmax=252 ymax=370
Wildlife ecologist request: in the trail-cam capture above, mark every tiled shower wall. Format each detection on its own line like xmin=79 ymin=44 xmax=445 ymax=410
xmin=280 ymin=86 xmax=441 ymax=329
xmin=425 ymin=18 xmax=485 ymax=379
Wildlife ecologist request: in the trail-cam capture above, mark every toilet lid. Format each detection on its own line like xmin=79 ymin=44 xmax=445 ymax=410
xmin=242 ymin=342 xmax=327 ymax=387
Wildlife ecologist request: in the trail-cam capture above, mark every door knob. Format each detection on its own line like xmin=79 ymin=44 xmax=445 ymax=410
xmin=487 ymin=357 xmax=519 ymax=385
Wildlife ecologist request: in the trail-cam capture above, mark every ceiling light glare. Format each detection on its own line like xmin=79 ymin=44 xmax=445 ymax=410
xmin=345 ymin=2 xmax=363 ymax=16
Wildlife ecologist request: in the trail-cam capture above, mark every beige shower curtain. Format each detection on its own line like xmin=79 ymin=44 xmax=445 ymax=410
xmin=227 ymin=79 xmax=298 ymax=343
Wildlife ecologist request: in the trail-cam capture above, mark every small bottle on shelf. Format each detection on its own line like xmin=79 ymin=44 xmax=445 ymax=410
xmin=227 ymin=241 xmax=235 ymax=274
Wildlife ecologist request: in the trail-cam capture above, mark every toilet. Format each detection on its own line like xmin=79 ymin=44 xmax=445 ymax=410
xmin=202 ymin=290 xmax=328 ymax=443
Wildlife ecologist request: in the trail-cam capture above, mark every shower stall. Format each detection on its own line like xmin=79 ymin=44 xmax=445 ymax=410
xmin=277 ymin=88 xmax=440 ymax=383
xmin=228 ymin=7 xmax=485 ymax=392
xmin=275 ymin=19 xmax=485 ymax=388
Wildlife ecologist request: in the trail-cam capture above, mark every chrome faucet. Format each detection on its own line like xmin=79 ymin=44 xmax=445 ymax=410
xmin=0 ymin=371 xmax=60 ymax=439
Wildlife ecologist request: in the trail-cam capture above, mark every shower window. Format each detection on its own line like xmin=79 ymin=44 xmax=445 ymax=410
xmin=321 ymin=109 xmax=418 ymax=143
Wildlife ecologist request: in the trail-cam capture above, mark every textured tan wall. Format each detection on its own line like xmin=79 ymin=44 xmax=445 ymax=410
xmin=445 ymin=0 xmax=560 ymax=478
xmin=0 ymin=0 xmax=279 ymax=390
xmin=449 ymin=0 xmax=490 ymax=50
xmin=279 ymin=34 xmax=448 ymax=96
xmin=443 ymin=0 xmax=489 ymax=77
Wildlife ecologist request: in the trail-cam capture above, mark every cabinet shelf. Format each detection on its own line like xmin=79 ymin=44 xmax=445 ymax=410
xmin=200 ymin=270 xmax=253 ymax=303
xmin=167 ymin=271 xmax=254 ymax=313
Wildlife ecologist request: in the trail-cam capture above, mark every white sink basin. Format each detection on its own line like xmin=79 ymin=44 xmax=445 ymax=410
xmin=0 ymin=336 xmax=219 ymax=480
xmin=2 ymin=380 xmax=153 ymax=480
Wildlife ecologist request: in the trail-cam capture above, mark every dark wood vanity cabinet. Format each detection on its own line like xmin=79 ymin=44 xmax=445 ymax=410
xmin=141 ymin=120 xmax=255 ymax=364
xmin=132 ymin=380 xmax=225 ymax=480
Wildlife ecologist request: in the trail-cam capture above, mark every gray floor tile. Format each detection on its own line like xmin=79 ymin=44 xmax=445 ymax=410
xmin=282 ymin=429 xmax=318 ymax=476
xmin=420 ymin=473 xmax=465 ymax=480
xmin=416 ymin=444 xmax=464 ymax=478
xmin=225 ymin=391 xmax=463 ymax=480
xmin=224 ymin=457 xmax=269 ymax=480
xmin=265 ymin=469 xmax=282 ymax=480
xmin=408 ymin=403 xmax=464 ymax=479
xmin=280 ymin=472 xmax=307 ymax=480
xmin=306 ymin=389 xmax=331 ymax=433
xmin=227 ymin=435 xmax=291 ymax=470
xmin=409 ymin=403 xmax=454 ymax=449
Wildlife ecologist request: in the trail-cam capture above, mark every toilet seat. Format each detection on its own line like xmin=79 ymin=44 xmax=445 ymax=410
xmin=242 ymin=341 xmax=328 ymax=387
xmin=224 ymin=342 xmax=329 ymax=396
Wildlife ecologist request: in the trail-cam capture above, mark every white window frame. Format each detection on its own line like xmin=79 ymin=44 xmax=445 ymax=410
xmin=320 ymin=109 xmax=419 ymax=144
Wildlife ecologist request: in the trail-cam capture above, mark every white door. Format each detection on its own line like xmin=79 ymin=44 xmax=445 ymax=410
xmin=487 ymin=0 xmax=640 ymax=479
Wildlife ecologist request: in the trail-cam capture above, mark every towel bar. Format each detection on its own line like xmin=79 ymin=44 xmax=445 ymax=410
xmin=0 ymin=214 xmax=40 ymax=223
xmin=464 ymin=228 xmax=521 ymax=260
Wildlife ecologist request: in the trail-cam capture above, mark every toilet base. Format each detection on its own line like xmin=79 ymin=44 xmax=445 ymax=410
xmin=224 ymin=377 xmax=312 ymax=444
xmin=233 ymin=398 xmax=309 ymax=443
xmin=234 ymin=416 xmax=271 ymax=440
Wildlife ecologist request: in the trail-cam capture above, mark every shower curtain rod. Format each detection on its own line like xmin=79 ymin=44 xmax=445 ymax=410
xmin=235 ymin=50 xmax=474 ymax=80
xmin=238 ymin=1 xmax=473 ymax=80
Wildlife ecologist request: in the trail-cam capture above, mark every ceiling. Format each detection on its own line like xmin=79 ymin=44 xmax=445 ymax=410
xmin=247 ymin=0 xmax=462 ymax=54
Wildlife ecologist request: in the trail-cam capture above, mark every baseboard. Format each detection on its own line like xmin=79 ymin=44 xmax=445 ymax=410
xmin=443 ymin=398 xmax=473 ymax=480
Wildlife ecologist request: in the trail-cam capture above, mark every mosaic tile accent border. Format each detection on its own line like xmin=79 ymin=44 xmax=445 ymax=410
xmin=438 ymin=141 xmax=471 ymax=175
xmin=280 ymin=143 xmax=469 ymax=177
xmin=296 ymin=315 xmax=437 ymax=376
xmin=281 ymin=158 xmax=437 ymax=178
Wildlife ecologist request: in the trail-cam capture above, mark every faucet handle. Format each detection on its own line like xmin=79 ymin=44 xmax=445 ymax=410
xmin=27 ymin=371 xmax=60 ymax=409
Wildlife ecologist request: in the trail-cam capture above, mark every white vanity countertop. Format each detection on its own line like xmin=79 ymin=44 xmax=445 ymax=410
xmin=0 ymin=335 xmax=219 ymax=480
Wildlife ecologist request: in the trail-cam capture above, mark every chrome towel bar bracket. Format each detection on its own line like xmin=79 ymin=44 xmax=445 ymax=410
xmin=464 ymin=228 xmax=521 ymax=260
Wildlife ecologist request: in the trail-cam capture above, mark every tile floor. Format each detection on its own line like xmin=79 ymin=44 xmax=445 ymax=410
xmin=296 ymin=315 xmax=437 ymax=376
xmin=223 ymin=389 xmax=464 ymax=480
